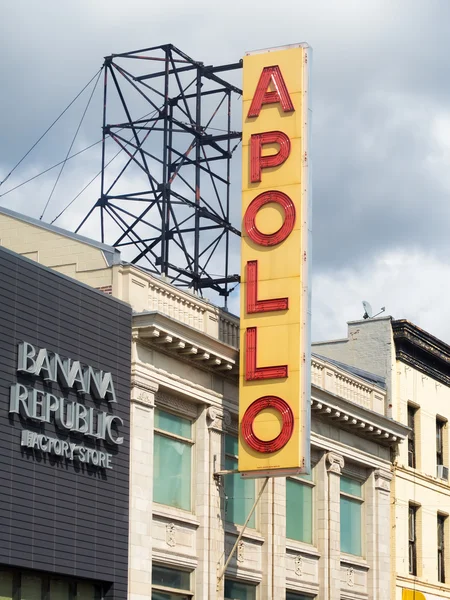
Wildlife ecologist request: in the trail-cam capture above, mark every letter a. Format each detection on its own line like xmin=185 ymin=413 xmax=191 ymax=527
xmin=247 ymin=66 xmax=294 ymax=118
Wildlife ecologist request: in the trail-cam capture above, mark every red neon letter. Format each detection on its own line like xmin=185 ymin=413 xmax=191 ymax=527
xmin=244 ymin=190 xmax=296 ymax=247
xmin=245 ymin=327 xmax=288 ymax=381
xmin=241 ymin=396 xmax=294 ymax=453
xmin=247 ymin=66 xmax=295 ymax=118
xmin=250 ymin=131 xmax=291 ymax=183
xmin=247 ymin=260 xmax=288 ymax=313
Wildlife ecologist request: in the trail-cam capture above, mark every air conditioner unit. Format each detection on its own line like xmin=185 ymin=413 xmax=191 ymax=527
xmin=437 ymin=465 xmax=449 ymax=480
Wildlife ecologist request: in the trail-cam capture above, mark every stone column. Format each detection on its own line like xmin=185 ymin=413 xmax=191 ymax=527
xmin=326 ymin=452 xmax=345 ymax=600
xmin=371 ymin=469 xmax=393 ymax=600
xmin=128 ymin=380 xmax=158 ymax=600
xmin=259 ymin=476 xmax=286 ymax=600
xmin=205 ymin=407 xmax=229 ymax=600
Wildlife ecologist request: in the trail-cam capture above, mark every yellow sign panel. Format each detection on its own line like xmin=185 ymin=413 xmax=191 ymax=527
xmin=402 ymin=589 xmax=442 ymax=600
xmin=238 ymin=45 xmax=311 ymax=477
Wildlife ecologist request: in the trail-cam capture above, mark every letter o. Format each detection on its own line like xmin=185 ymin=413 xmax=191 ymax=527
xmin=244 ymin=190 xmax=296 ymax=247
xmin=241 ymin=396 xmax=294 ymax=453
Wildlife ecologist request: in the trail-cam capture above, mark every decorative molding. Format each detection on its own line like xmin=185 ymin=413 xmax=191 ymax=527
xmin=166 ymin=523 xmax=176 ymax=547
xmin=347 ymin=567 xmax=355 ymax=587
xmin=342 ymin=462 xmax=368 ymax=481
xmin=155 ymin=392 xmax=198 ymax=419
xmin=131 ymin=385 xmax=156 ymax=408
xmin=326 ymin=452 xmax=344 ymax=474
xmin=374 ymin=469 xmax=392 ymax=492
xmin=207 ymin=406 xmax=226 ymax=432
xmin=393 ymin=319 xmax=450 ymax=387
xmin=237 ymin=541 xmax=245 ymax=564
xmin=294 ymin=555 xmax=303 ymax=577
xmin=310 ymin=396 xmax=408 ymax=447
xmin=221 ymin=410 xmax=239 ymax=434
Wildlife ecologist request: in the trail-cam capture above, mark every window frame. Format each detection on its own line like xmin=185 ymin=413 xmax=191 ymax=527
xmin=151 ymin=564 xmax=193 ymax=599
xmin=408 ymin=503 xmax=418 ymax=576
xmin=438 ymin=513 xmax=446 ymax=583
xmin=224 ymin=434 xmax=256 ymax=528
xmin=224 ymin=577 xmax=257 ymax=600
xmin=285 ymin=592 xmax=316 ymax=600
xmin=340 ymin=475 xmax=364 ymax=557
xmin=436 ymin=417 xmax=446 ymax=468
xmin=153 ymin=408 xmax=195 ymax=512
xmin=0 ymin=568 xmax=102 ymax=600
xmin=407 ymin=405 xmax=417 ymax=469
xmin=286 ymin=470 xmax=315 ymax=545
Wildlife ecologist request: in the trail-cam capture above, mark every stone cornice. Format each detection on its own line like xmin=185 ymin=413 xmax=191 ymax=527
xmin=392 ymin=319 xmax=450 ymax=386
xmin=133 ymin=311 xmax=237 ymax=375
xmin=311 ymin=387 xmax=409 ymax=447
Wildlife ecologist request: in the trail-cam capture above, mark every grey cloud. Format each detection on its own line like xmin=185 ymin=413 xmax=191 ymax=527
xmin=2 ymin=0 xmax=450 ymax=336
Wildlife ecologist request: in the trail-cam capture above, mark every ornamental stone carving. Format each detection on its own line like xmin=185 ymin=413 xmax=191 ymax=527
xmin=237 ymin=541 xmax=245 ymax=563
xmin=326 ymin=452 xmax=344 ymax=474
xmin=347 ymin=567 xmax=355 ymax=587
xmin=294 ymin=555 xmax=303 ymax=577
xmin=207 ymin=406 xmax=226 ymax=431
xmin=131 ymin=386 xmax=155 ymax=408
xmin=166 ymin=523 xmax=176 ymax=547
xmin=374 ymin=469 xmax=392 ymax=492
xmin=156 ymin=392 xmax=198 ymax=418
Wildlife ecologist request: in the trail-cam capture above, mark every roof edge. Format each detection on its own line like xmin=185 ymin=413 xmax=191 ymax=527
xmin=0 ymin=205 xmax=121 ymax=266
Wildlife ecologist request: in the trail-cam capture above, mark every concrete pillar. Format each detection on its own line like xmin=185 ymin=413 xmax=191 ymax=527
xmin=206 ymin=407 xmax=229 ymax=600
xmin=372 ymin=469 xmax=393 ymax=600
xmin=326 ymin=451 xmax=345 ymax=600
xmin=128 ymin=379 xmax=158 ymax=600
xmin=316 ymin=452 xmax=329 ymax=600
xmin=259 ymin=477 xmax=286 ymax=600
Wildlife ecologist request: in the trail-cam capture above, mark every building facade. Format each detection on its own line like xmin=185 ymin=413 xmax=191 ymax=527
xmin=0 ymin=244 xmax=132 ymax=600
xmin=0 ymin=207 xmax=409 ymax=600
xmin=315 ymin=316 xmax=450 ymax=600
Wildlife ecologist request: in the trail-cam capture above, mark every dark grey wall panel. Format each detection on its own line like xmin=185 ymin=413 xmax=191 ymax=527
xmin=0 ymin=247 xmax=131 ymax=600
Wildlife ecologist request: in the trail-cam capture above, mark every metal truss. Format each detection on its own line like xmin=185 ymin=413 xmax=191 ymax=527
xmin=77 ymin=44 xmax=242 ymax=303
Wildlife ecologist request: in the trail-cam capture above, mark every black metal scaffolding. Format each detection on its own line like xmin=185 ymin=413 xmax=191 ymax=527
xmin=76 ymin=44 xmax=242 ymax=303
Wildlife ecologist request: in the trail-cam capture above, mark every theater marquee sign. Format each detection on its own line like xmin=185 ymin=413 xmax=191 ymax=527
xmin=238 ymin=44 xmax=312 ymax=477
xmin=9 ymin=341 xmax=123 ymax=470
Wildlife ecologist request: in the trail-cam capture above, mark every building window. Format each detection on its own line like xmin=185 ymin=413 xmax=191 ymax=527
xmin=224 ymin=435 xmax=256 ymax=527
xmin=409 ymin=504 xmax=418 ymax=576
xmin=286 ymin=593 xmax=314 ymax=600
xmin=154 ymin=409 xmax=193 ymax=511
xmin=224 ymin=579 xmax=256 ymax=600
xmin=408 ymin=405 xmax=417 ymax=468
xmin=0 ymin=569 xmax=100 ymax=600
xmin=286 ymin=471 xmax=314 ymax=544
xmin=340 ymin=476 xmax=363 ymax=556
xmin=437 ymin=418 xmax=446 ymax=467
xmin=438 ymin=514 xmax=446 ymax=583
xmin=152 ymin=565 xmax=192 ymax=600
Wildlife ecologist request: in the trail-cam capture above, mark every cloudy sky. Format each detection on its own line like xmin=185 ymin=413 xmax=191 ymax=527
xmin=2 ymin=0 xmax=450 ymax=343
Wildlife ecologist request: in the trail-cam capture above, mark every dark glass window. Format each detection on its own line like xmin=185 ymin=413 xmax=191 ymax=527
xmin=0 ymin=569 xmax=101 ymax=600
xmin=438 ymin=514 xmax=446 ymax=583
xmin=409 ymin=504 xmax=418 ymax=576
xmin=437 ymin=419 xmax=445 ymax=467
xmin=408 ymin=406 xmax=417 ymax=468
xmin=152 ymin=565 xmax=192 ymax=600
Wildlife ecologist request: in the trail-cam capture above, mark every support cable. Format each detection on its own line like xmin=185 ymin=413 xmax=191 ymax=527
xmin=50 ymin=145 xmax=125 ymax=225
xmin=40 ymin=68 xmax=103 ymax=220
xmin=0 ymin=141 xmax=101 ymax=199
xmin=216 ymin=477 xmax=269 ymax=591
xmin=0 ymin=68 xmax=102 ymax=188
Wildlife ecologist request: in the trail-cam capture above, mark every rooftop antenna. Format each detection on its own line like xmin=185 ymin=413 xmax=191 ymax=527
xmin=362 ymin=300 xmax=385 ymax=320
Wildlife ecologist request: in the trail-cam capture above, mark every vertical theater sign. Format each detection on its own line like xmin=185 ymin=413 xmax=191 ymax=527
xmin=239 ymin=44 xmax=312 ymax=477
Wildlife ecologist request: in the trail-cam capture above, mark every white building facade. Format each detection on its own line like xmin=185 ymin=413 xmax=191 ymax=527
xmin=315 ymin=317 xmax=450 ymax=600
xmin=0 ymin=207 xmax=409 ymax=600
